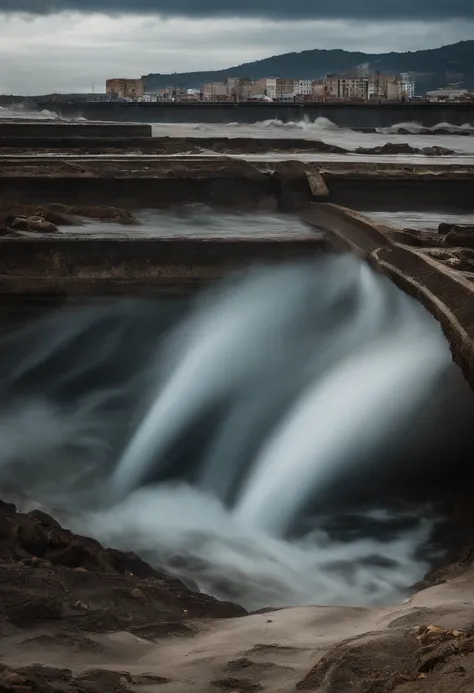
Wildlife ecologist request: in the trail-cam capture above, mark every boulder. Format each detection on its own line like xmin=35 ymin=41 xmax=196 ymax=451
xmin=26 ymin=216 xmax=59 ymax=233
xmin=4 ymin=215 xmax=58 ymax=233
xmin=421 ymin=146 xmax=455 ymax=156
xmin=445 ymin=229 xmax=474 ymax=249
xmin=7 ymin=216 xmax=29 ymax=231
xmin=354 ymin=142 xmax=455 ymax=156
xmin=0 ymin=499 xmax=246 ymax=634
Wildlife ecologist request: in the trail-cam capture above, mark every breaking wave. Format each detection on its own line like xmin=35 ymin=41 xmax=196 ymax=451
xmin=0 ymin=106 xmax=59 ymax=120
xmin=378 ymin=121 xmax=474 ymax=134
xmin=0 ymin=255 xmax=471 ymax=610
xmin=256 ymin=116 xmax=342 ymax=132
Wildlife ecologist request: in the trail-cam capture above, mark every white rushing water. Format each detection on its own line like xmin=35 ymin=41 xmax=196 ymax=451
xmin=0 ymin=254 xmax=461 ymax=610
xmin=148 ymin=117 xmax=474 ymax=154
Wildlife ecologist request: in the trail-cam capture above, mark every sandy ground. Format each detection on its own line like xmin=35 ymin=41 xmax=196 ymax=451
xmin=2 ymin=570 xmax=474 ymax=692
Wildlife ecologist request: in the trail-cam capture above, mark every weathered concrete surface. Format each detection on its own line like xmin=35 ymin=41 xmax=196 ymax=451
xmin=303 ymin=203 xmax=474 ymax=388
xmin=0 ymin=122 xmax=152 ymax=138
xmin=0 ymin=158 xmax=278 ymax=211
xmin=319 ymin=164 xmax=474 ymax=211
xmin=0 ymin=235 xmax=325 ymax=296
xmin=2 ymin=156 xmax=474 ymax=212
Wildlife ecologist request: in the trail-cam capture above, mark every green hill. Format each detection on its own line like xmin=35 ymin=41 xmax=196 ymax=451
xmin=143 ymin=40 xmax=474 ymax=94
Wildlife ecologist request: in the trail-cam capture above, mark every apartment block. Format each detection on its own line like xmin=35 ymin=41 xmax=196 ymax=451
xmin=203 ymin=81 xmax=228 ymax=100
xmin=253 ymin=77 xmax=278 ymax=99
xmin=338 ymin=77 xmax=370 ymax=101
xmin=294 ymin=79 xmax=313 ymax=96
xmin=106 ymin=78 xmax=144 ymax=99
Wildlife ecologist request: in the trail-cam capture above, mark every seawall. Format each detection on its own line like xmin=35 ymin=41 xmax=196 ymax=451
xmin=30 ymin=101 xmax=474 ymax=128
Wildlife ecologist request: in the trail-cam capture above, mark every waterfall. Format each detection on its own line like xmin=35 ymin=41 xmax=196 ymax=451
xmin=0 ymin=253 xmax=462 ymax=610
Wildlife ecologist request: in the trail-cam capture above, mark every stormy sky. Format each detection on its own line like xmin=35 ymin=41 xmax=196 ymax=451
xmin=0 ymin=1 xmax=473 ymax=94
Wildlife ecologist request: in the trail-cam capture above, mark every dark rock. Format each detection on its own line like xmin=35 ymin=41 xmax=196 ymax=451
xmin=0 ymin=663 xmax=171 ymax=693
xmin=421 ymin=146 xmax=455 ymax=156
xmin=438 ymin=222 xmax=455 ymax=234
xmin=3 ymin=215 xmax=58 ymax=233
xmin=212 ymin=678 xmax=262 ymax=692
xmin=7 ymin=216 xmax=30 ymax=231
xmin=0 ymin=499 xmax=246 ymax=636
xmin=56 ymin=204 xmax=135 ymax=224
xmin=25 ymin=216 xmax=58 ymax=233
xmin=296 ymin=629 xmax=419 ymax=691
xmin=37 ymin=209 xmax=80 ymax=226
xmin=0 ymin=500 xmax=17 ymax=515
xmin=446 ymin=229 xmax=474 ymax=248
xmin=4 ymin=594 xmax=63 ymax=626
xmin=28 ymin=509 xmax=61 ymax=528
xmin=18 ymin=517 xmax=49 ymax=557
xmin=354 ymin=142 xmax=455 ymax=156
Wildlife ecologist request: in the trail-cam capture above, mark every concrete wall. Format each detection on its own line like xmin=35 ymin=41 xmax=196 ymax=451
xmin=0 ymin=123 xmax=152 ymax=138
xmin=0 ymin=175 xmax=276 ymax=211
xmin=31 ymin=101 xmax=474 ymax=128
xmin=303 ymin=203 xmax=474 ymax=390
xmin=0 ymin=236 xmax=324 ymax=296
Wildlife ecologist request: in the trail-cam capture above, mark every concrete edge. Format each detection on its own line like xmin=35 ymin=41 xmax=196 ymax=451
xmin=302 ymin=202 xmax=474 ymax=389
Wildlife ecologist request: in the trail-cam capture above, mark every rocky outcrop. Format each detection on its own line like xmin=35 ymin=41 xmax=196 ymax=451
xmin=395 ymin=127 xmax=473 ymax=136
xmin=0 ymin=664 xmax=171 ymax=693
xmin=3 ymin=216 xmax=59 ymax=234
xmin=0 ymin=204 xmax=136 ymax=230
xmin=354 ymin=142 xmax=456 ymax=156
xmin=297 ymin=625 xmax=474 ymax=693
xmin=0 ymin=499 xmax=245 ymax=636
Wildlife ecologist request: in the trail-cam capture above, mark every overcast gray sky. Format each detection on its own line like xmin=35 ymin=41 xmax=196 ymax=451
xmin=1 ymin=1 xmax=473 ymax=94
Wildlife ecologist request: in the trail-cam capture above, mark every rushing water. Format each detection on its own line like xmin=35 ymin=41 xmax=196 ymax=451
xmin=148 ymin=118 xmax=474 ymax=154
xmin=59 ymin=209 xmax=318 ymax=239
xmin=0 ymin=254 xmax=471 ymax=610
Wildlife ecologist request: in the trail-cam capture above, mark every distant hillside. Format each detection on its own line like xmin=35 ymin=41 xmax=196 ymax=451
xmin=143 ymin=41 xmax=474 ymax=94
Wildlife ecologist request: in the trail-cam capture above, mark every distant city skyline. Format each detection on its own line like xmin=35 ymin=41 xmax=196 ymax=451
xmin=1 ymin=1 xmax=473 ymax=94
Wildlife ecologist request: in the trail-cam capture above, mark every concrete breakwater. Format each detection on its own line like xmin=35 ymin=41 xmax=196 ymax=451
xmin=0 ymin=122 xmax=152 ymax=138
xmin=28 ymin=100 xmax=474 ymax=128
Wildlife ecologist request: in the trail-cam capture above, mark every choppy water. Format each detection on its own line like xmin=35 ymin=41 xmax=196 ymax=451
xmin=149 ymin=118 xmax=474 ymax=155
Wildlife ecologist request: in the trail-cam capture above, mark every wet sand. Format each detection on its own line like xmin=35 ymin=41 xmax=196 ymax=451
xmin=2 ymin=571 xmax=474 ymax=692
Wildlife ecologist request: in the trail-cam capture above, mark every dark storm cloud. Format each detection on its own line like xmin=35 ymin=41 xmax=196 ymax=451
xmin=0 ymin=0 xmax=473 ymax=20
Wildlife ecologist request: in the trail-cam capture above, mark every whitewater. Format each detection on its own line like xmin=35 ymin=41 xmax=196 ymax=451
xmin=2 ymin=106 xmax=474 ymax=154
xmin=149 ymin=117 xmax=474 ymax=154
xmin=0 ymin=255 xmax=471 ymax=610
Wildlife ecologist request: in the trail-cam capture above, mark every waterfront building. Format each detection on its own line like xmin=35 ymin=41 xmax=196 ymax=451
xmin=105 ymin=78 xmax=144 ymax=100
xmin=203 ymin=81 xmax=228 ymax=100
